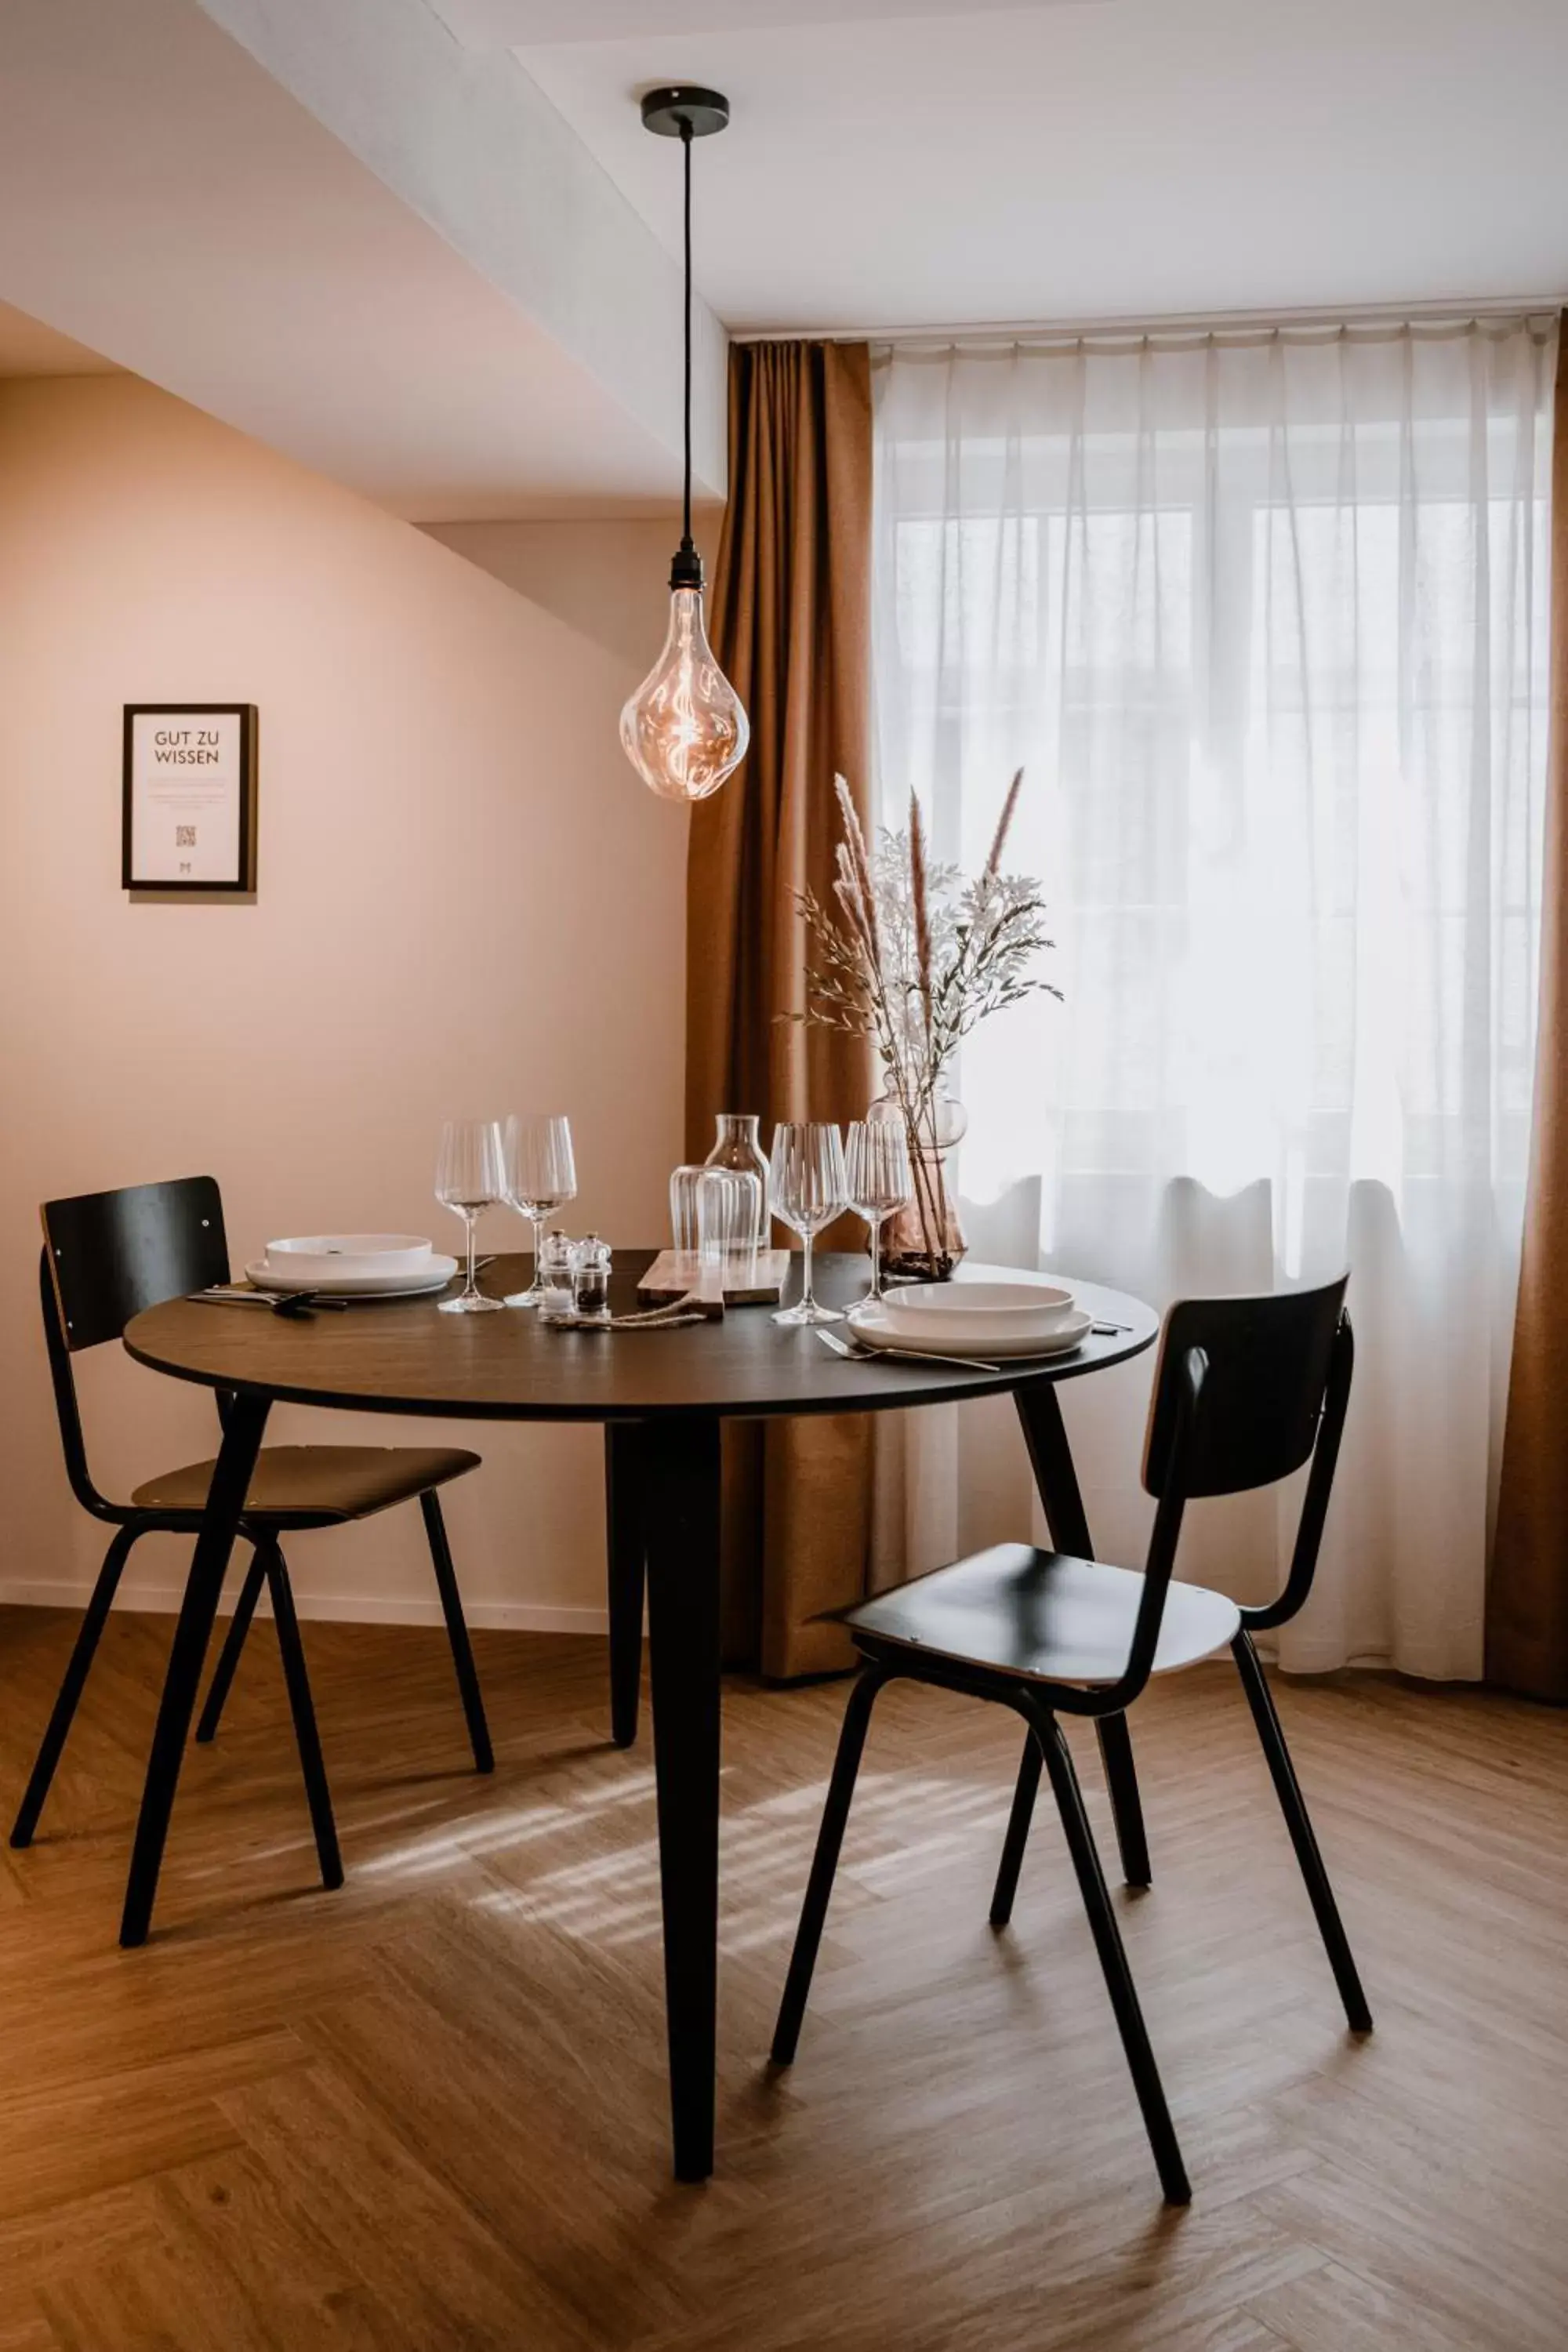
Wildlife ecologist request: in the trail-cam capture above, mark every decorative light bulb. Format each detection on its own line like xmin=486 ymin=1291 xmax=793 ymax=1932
xmin=619 ymin=583 xmax=750 ymax=804
xmin=626 ymin=88 xmax=746 ymax=803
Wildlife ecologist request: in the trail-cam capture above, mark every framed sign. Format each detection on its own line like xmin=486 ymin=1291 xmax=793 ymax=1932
xmin=122 ymin=704 xmax=257 ymax=892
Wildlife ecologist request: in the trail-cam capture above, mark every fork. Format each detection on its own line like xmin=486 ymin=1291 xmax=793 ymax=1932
xmin=816 ymin=1327 xmax=1003 ymax=1375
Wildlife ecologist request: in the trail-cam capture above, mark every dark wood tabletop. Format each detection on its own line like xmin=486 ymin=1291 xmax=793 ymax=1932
xmin=124 ymin=1250 xmax=1160 ymax=1422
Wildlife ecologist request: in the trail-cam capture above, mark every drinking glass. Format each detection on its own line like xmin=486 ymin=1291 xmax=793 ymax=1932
xmin=769 ymin=1122 xmax=848 ymax=1326
xmin=695 ymin=1167 xmax=760 ymax=1305
xmin=434 ymin=1118 xmax=506 ymax=1314
xmin=844 ymin=1119 xmax=914 ymax=1311
xmin=503 ymin=1114 xmax=578 ymax=1307
xmin=669 ymin=1164 xmax=709 ymax=1254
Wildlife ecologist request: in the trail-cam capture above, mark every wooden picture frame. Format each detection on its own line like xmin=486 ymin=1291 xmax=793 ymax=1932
xmin=122 ymin=704 xmax=258 ymax=893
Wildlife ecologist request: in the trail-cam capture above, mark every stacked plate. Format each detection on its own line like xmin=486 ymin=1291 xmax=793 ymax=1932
xmin=245 ymin=1234 xmax=458 ymax=1300
xmin=851 ymin=1280 xmax=1091 ymax=1360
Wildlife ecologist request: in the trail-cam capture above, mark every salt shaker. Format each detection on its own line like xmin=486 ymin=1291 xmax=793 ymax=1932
xmin=572 ymin=1234 xmax=612 ymax=1323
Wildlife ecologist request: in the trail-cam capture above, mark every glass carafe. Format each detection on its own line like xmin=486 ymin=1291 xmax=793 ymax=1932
xmin=704 ymin=1113 xmax=769 ymax=1247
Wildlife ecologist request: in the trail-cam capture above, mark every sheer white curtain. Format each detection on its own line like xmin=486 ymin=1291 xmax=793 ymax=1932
xmin=870 ymin=319 xmax=1557 ymax=1677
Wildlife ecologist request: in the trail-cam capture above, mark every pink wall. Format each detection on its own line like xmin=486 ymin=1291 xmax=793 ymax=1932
xmin=0 ymin=375 xmax=687 ymax=1629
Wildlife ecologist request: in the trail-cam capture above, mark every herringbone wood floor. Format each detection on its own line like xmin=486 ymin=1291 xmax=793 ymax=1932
xmin=0 ymin=1607 xmax=1563 ymax=2351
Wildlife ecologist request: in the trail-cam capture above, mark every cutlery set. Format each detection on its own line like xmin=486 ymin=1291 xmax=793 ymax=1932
xmin=190 ymin=1257 xmax=501 ymax=1319
xmin=817 ymin=1327 xmax=1004 ymax=1374
xmin=192 ymin=1285 xmax=350 ymax=1319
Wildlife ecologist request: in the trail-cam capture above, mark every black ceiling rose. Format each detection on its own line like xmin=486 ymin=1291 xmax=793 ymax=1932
xmin=639 ymin=86 xmax=731 ymax=142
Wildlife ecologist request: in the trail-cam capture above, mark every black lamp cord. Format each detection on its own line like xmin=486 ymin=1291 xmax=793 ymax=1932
xmin=681 ymin=117 xmax=695 ymax=564
xmin=666 ymin=112 xmax=702 ymax=592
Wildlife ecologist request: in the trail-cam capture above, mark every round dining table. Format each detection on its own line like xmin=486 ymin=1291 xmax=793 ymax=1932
xmin=124 ymin=1248 xmax=1158 ymax=2182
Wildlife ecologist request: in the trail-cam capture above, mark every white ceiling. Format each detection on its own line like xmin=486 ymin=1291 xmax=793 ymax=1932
xmin=0 ymin=0 xmax=725 ymax=521
xmin=2 ymin=0 xmax=1560 ymax=522
xmin=429 ymin=0 xmax=1102 ymax=39
xmin=0 ymin=299 xmax=116 ymax=379
xmin=513 ymin=0 xmax=1568 ymax=332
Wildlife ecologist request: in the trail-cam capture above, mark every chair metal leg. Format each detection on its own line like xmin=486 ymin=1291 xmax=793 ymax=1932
xmin=989 ymin=1730 xmax=1041 ymax=1927
xmin=1095 ymin=1712 xmax=1152 ymax=1889
xmin=419 ymin=1490 xmax=493 ymax=1773
xmin=771 ymin=1666 xmax=888 ymax=2067
xmin=10 ymin=1523 xmax=142 ymax=1848
xmin=1231 ymin=1629 xmax=1372 ymax=2033
xmin=262 ymin=1543 xmax=343 ymax=1893
xmin=993 ymin=1712 xmax=1149 ymax=1912
xmin=604 ymin=1422 xmax=647 ymax=1748
xmin=194 ymin=1542 xmax=267 ymax=1744
xmin=1030 ymin=1701 xmax=1190 ymax=2205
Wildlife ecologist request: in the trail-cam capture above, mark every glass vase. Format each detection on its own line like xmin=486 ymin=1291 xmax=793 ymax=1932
xmin=704 ymin=1113 xmax=770 ymax=1245
xmin=872 ymin=1093 xmax=968 ymax=1282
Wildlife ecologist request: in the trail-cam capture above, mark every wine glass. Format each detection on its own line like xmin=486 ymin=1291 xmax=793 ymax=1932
xmin=434 ymin=1119 xmax=506 ymax=1315
xmin=769 ymin=1122 xmax=848 ymax=1327
xmin=844 ymin=1119 xmax=914 ymax=1312
xmin=503 ymin=1114 xmax=578 ymax=1307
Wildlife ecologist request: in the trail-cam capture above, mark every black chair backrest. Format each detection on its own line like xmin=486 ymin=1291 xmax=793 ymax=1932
xmin=1142 ymin=1276 xmax=1349 ymax=1501
xmin=42 ymin=1178 xmax=229 ymax=1353
xmin=1097 ymin=1274 xmax=1352 ymax=1708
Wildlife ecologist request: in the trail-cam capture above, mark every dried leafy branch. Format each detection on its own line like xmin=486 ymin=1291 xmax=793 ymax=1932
xmin=787 ymin=771 xmax=1061 ymax=1269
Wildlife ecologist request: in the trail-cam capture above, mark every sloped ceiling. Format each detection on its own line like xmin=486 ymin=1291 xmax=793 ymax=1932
xmin=0 ymin=0 xmax=725 ymax=518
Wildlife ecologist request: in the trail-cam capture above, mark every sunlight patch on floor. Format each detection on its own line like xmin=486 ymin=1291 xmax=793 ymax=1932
xmin=456 ymin=1766 xmax=1013 ymax=1954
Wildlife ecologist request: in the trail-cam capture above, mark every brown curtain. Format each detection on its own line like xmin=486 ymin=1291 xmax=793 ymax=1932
xmin=1490 ymin=316 xmax=1568 ymax=1702
xmin=686 ymin=339 xmax=875 ymax=1679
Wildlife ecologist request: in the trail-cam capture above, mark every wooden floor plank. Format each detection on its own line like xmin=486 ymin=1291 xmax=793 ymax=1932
xmin=0 ymin=1609 xmax=1562 ymax=2350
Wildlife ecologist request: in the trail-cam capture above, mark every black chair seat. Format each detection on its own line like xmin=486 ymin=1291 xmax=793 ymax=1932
xmin=132 ymin=1444 xmax=479 ymax=1526
xmin=845 ymin=1544 xmax=1241 ymax=1687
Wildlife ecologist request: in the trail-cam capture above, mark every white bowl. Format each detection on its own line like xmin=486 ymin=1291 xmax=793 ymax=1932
xmin=853 ymin=1302 xmax=1092 ymax=1360
xmin=262 ymin=1234 xmax=434 ymax=1284
xmin=882 ymin=1280 xmax=1076 ymax=1344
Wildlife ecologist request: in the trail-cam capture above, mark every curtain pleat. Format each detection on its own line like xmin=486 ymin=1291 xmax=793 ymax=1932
xmin=687 ymin=340 xmax=876 ymax=1679
xmin=873 ymin=322 xmax=1556 ymax=1678
xmin=1490 ymin=318 xmax=1568 ymax=1702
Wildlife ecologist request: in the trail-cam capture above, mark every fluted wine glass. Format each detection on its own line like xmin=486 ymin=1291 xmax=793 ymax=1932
xmin=503 ymin=1114 xmax=578 ymax=1308
xmin=769 ymin=1122 xmax=847 ymax=1327
xmin=435 ymin=1118 xmax=506 ymax=1314
xmin=844 ymin=1119 xmax=914 ymax=1312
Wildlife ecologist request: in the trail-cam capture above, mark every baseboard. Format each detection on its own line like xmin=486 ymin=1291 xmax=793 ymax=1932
xmin=0 ymin=1580 xmax=610 ymax=1637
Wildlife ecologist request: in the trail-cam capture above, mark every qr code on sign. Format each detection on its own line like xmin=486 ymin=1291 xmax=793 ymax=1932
xmin=175 ymin=825 xmax=197 ymax=848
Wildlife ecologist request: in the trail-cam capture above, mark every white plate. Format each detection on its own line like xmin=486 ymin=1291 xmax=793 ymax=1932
xmin=245 ymin=1254 xmax=458 ymax=1298
xmin=263 ymin=1233 xmax=435 ymax=1283
xmin=850 ymin=1302 xmax=1093 ymax=1360
xmin=882 ymin=1279 xmax=1076 ymax=1345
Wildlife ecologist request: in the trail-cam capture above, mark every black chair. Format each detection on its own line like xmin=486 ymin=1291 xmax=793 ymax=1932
xmin=11 ymin=1177 xmax=494 ymax=1889
xmin=771 ymin=1275 xmax=1370 ymax=2206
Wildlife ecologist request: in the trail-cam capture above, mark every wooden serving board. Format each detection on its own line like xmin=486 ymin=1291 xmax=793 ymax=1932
xmin=636 ymin=1248 xmax=791 ymax=1308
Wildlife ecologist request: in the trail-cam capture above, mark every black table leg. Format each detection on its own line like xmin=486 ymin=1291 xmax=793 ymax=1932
xmin=1013 ymin=1381 xmax=1152 ymax=1888
xmin=120 ymin=1392 xmax=270 ymax=1948
xmin=604 ymin=1421 xmax=648 ymax=1749
xmin=644 ymin=1413 xmax=722 ymax=2182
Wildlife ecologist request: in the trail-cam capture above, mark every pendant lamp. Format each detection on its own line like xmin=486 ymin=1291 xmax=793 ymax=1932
xmin=619 ymin=86 xmax=750 ymax=804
